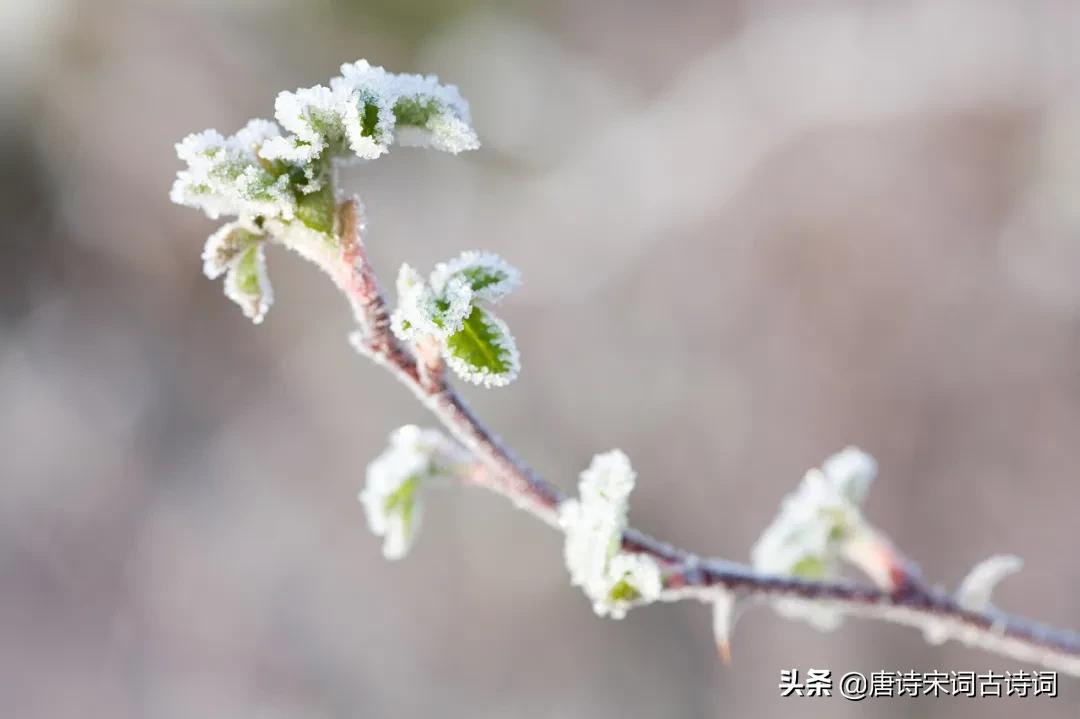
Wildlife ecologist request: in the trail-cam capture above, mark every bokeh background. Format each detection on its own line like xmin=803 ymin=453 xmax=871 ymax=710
xmin=3 ymin=0 xmax=1080 ymax=716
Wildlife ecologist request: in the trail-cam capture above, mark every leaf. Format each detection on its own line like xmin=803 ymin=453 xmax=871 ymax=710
xmin=202 ymin=221 xmax=262 ymax=279
xmin=383 ymin=474 xmax=421 ymax=550
xmin=790 ymin=555 xmax=828 ymax=579
xmin=294 ymin=174 xmax=335 ymax=235
xmin=443 ymin=306 xmax=520 ymax=387
xmin=394 ymin=96 xmax=441 ymax=127
xmin=430 ymin=250 xmax=521 ymax=304
xmin=608 ymin=579 xmax=641 ymax=603
xmin=223 ymin=242 xmax=273 ymax=324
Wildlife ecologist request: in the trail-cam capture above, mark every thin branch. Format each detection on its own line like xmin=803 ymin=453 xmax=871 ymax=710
xmin=333 ymin=198 xmax=1080 ymax=676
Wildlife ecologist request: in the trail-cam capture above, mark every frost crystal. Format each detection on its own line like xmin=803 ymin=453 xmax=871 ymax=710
xmin=261 ymin=59 xmax=479 ymax=165
xmin=334 ymin=60 xmax=479 ymax=155
xmin=391 ymin=252 xmax=522 ymax=388
xmin=359 ymin=425 xmax=469 ymax=560
xmin=560 ymin=451 xmax=662 ymax=619
xmin=390 ymin=264 xmax=470 ymax=340
xmin=430 ymin=250 xmax=522 ymax=304
xmin=171 ymin=59 xmax=481 ymax=324
xmin=171 ymin=120 xmax=296 ymax=222
xmin=751 ymin=446 xmax=880 ymax=630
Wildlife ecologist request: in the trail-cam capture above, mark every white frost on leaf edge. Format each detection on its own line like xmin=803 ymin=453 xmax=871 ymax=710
xmin=390 ymin=264 xmax=474 ymax=341
xmin=171 ymin=120 xmax=296 ymax=222
xmin=200 ymin=219 xmax=274 ymax=324
xmin=260 ymin=59 xmax=479 ymax=167
xmin=430 ymin=250 xmax=523 ymax=304
xmin=201 ymin=219 xmax=264 ymax=280
xmin=441 ymin=307 xmax=521 ymax=389
xmin=560 ymin=450 xmax=662 ymax=619
xmin=222 ymin=242 xmax=273 ymax=325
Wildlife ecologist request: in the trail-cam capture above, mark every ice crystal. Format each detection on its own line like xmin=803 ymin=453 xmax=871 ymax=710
xmin=560 ymin=451 xmax=662 ymax=619
xmin=334 ymin=60 xmax=479 ymax=155
xmin=430 ymin=250 xmax=522 ymax=304
xmin=359 ymin=425 xmax=469 ymax=560
xmin=751 ymin=446 xmax=879 ymax=630
xmin=390 ymin=264 xmax=471 ymax=341
xmin=170 ymin=120 xmax=296 ymax=222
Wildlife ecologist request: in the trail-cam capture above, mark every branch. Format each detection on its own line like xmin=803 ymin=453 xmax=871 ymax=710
xmin=335 ymin=197 xmax=1080 ymax=675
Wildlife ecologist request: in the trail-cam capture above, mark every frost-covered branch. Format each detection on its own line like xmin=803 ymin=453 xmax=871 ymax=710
xmin=172 ymin=59 xmax=1080 ymax=678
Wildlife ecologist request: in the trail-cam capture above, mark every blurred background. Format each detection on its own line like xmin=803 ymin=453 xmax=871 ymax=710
xmin=3 ymin=0 xmax=1080 ymax=716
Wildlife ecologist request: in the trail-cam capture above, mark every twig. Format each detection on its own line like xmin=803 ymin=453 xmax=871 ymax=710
xmin=334 ymin=198 xmax=1080 ymax=676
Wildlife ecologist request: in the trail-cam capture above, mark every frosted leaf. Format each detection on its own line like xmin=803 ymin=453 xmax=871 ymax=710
xmin=390 ymin=253 xmax=521 ymax=388
xmin=956 ymin=554 xmax=1023 ymax=611
xmin=442 ymin=306 xmax=520 ymax=388
xmin=391 ymin=263 xmax=477 ymax=342
xmin=259 ymin=60 xmax=479 ymax=168
xmin=390 ymin=268 xmax=426 ymax=341
xmin=260 ymin=84 xmax=367 ymax=164
xmin=578 ymin=448 xmax=636 ymax=507
xmin=394 ymin=110 xmax=480 ymax=154
xmin=752 ymin=447 xmax=881 ymax=630
xmin=430 ymin=250 xmax=522 ymax=305
xmin=601 ymin=553 xmax=662 ymax=620
xmin=233 ymin=118 xmax=283 ymax=151
xmin=170 ymin=120 xmax=296 ymax=221
xmin=222 ymin=240 xmax=273 ymax=324
xmin=438 ymin=276 xmax=476 ymax=332
xmin=560 ymin=451 xmax=661 ymax=619
xmin=821 ymin=445 xmax=878 ymax=504
xmin=334 ymin=59 xmax=479 ymax=155
xmin=201 ymin=219 xmax=263 ymax=280
xmin=359 ymin=425 xmax=469 ymax=560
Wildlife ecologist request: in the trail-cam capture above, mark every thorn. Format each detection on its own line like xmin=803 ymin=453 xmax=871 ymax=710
xmin=716 ymin=640 xmax=733 ymax=666
xmin=711 ymin=590 xmax=740 ymax=666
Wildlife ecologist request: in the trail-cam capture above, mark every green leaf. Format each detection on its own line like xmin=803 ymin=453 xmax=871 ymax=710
xmin=235 ymin=245 xmax=261 ymax=294
xmin=223 ymin=243 xmax=273 ymax=324
xmin=361 ymin=101 xmax=380 ymax=137
xmin=384 ymin=475 xmax=420 ymax=538
xmin=443 ymin=306 xmax=520 ymax=387
xmin=394 ymin=96 xmax=441 ymax=128
xmin=203 ymin=223 xmax=262 ymax=279
xmin=460 ymin=265 xmax=509 ymax=294
xmin=790 ymin=555 xmax=829 ymax=579
xmin=430 ymin=251 xmax=521 ymax=304
xmin=608 ymin=579 xmax=641 ymax=603
xmin=295 ymin=181 xmax=335 ymax=235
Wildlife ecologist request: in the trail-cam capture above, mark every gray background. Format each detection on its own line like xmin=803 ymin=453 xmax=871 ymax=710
xmin=2 ymin=0 xmax=1079 ymax=716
